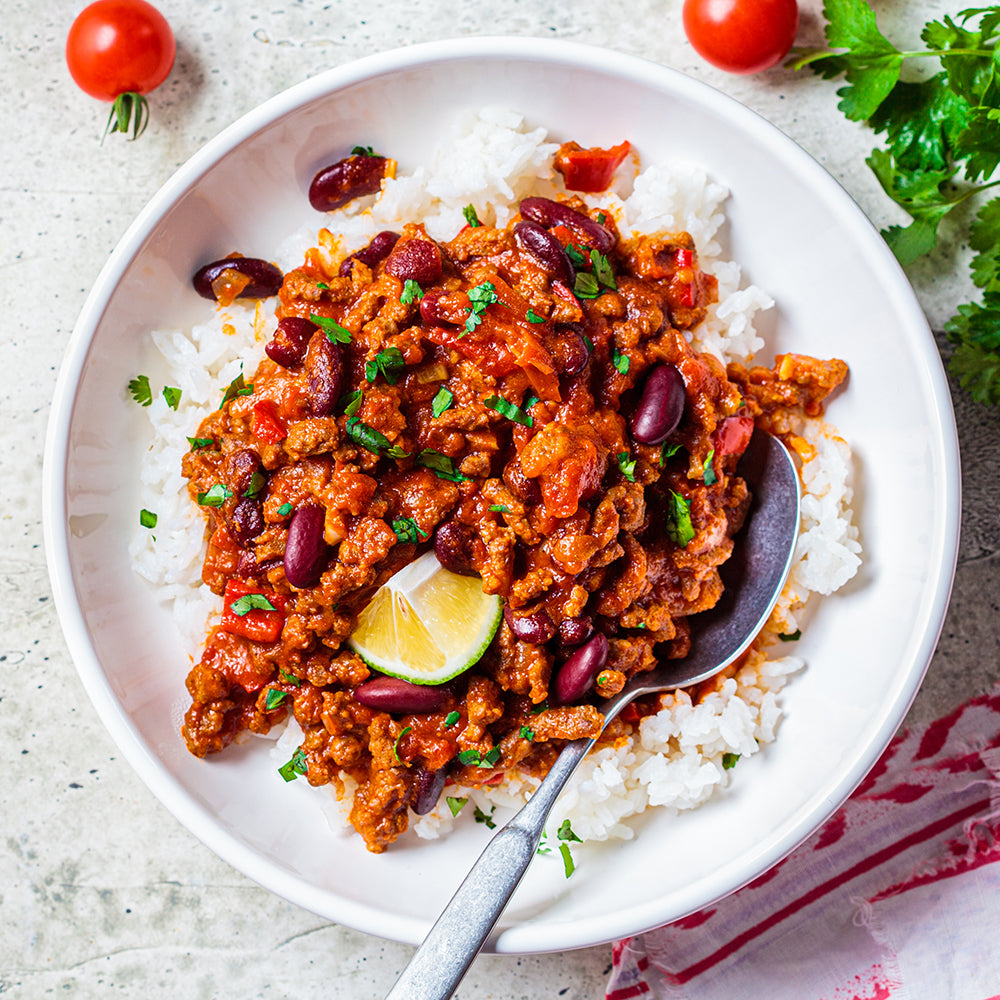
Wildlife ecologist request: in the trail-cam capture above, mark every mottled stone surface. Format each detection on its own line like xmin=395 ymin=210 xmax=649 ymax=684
xmin=2 ymin=1 xmax=998 ymax=996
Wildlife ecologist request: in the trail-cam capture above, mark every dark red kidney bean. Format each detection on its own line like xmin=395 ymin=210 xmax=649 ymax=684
xmin=339 ymin=230 xmax=401 ymax=276
xmin=385 ymin=238 xmax=443 ymax=284
xmin=501 ymin=459 xmax=542 ymax=505
xmin=353 ymin=675 xmax=446 ymax=714
xmin=309 ymin=154 xmax=390 ymax=212
xmin=413 ymin=766 xmax=447 ymax=814
xmin=236 ymin=550 xmax=282 ymax=579
xmin=433 ymin=522 xmax=478 ymax=577
xmin=225 ymin=448 xmax=262 ymax=497
xmin=304 ymin=332 xmax=344 ymax=417
xmin=228 ymin=498 xmax=265 ymax=547
xmin=265 ymin=317 xmax=317 ymax=368
xmin=192 ymin=257 xmax=283 ymax=301
xmin=284 ymin=505 xmax=330 ymax=588
xmin=514 ymin=221 xmax=574 ymax=285
xmin=558 ymin=615 xmax=595 ymax=648
xmin=504 ymin=605 xmax=556 ymax=645
xmin=547 ymin=326 xmax=590 ymax=376
xmin=552 ymin=633 xmax=608 ymax=704
xmin=630 ymin=363 xmax=686 ymax=445
xmin=519 ymin=197 xmax=614 ymax=254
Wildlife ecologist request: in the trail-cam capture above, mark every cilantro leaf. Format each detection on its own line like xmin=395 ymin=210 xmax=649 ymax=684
xmin=969 ymin=196 xmax=1000 ymax=293
xmin=230 ymin=593 xmax=277 ymax=616
xmin=416 ymin=449 xmax=469 ymax=482
xmin=197 ymin=483 xmax=233 ymax=508
xmin=162 ymin=386 xmax=182 ymax=410
xmin=264 ymin=688 xmax=289 ymax=711
xmin=431 ymin=386 xmax=454 ymax=417
xmin=310 ymin=314 xmax=352 ymax=344
xmin=446 ymin=796 xmax=467 ymax=816
xmin=392 ymin=517 xmax=428 ymax=545
xmin=463 ymin=204 xmax=481 ymax=227
xmin=139 ymin=509 xmax=157 ymax=529
xmin=400 ymin=279 xmax=424 ymax=304
xmin=127 ymin=374 xmax=152 ymax=407
xmin=278 ymin=748 xmax=308 ymax=782
xmin=220 ymin=373 xmax=253 ymax=408
xmin=616 ymin=451 xmax=637 ymax=482
xmin=365 ymin=346 xmax=406 ymax=386
xmin=484 ymin=393 xmax=533 ymax=427
xmin=666 ymin=490 xmax=695 ymax=547
xmin=345 ymin=416 xmax=393 ymax=455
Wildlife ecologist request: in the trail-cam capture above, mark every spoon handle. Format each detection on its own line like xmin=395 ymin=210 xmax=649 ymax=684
xmin=384 ymin=736 xmax=593 ymax=1000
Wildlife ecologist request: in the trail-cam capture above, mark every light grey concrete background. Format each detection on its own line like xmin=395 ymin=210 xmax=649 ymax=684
xmin=2 ymin=1 xmax=998 ymax=997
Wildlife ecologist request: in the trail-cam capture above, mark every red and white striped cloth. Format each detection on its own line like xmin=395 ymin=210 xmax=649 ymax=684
xmin=607 ymin=687 xmax=1000 ymax=1000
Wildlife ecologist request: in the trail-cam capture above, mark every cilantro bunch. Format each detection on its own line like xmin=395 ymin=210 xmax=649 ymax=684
xmin=791 ymin=0 xmax=1000 ymax=406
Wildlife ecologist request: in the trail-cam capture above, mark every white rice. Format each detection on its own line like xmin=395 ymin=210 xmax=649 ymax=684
xmin=128 ymin=109 xmax=861 ymax=850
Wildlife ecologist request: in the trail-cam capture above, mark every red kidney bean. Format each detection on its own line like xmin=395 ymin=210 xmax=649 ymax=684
xmin=630 ymin=363 xmax=686 ymax=445
xmin=504 ymin=605 xmax=556 ymax=645
xmin=309 ymin=153 xmax=390 ymax=212
xmin=502 ymin=458 xmax=541 ymax=504
xmin=339 ymin=230 xmax=401 ymax=277
xmin=304 ymin=332 xmax=344 ymax=417
xmin=385 ymin=238 xmax=442 ymax=284
xmin=552 ymin=632 xmax=608 ymax=704
xmin=519 ymin=197 xmax=614 ymax=254
xmin=283 ymin=505 xmax=330 ymax=588
xmin=228 ymin=497 xmax=265 ymax=547
xmin=546 ymin=325 xmax=590 ymax=376
xmin=558 ymin=615 xmax=594 ymax=648
xmin=225 ymin=448 xmax=262 ymax=497
xmin=353 ymin=675 xmax=446 ymax=714
xmin=236 ymin=550 xmax=282 ymax=579
xmin=265 ymin=317 xmax=317 ymax=368
xmin=514 ymin=221 xmax=574 ymax=285
xmin=413 ymin=766 xmax=447 ymax=814
xmin=433 ymin=521 xmax=478 ymax=577
xmin=192 ymin=257 xmax=284 ymax=301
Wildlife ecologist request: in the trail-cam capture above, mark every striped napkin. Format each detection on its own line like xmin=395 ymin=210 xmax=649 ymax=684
xmin=606 ymin=687 xmax=1000 ymax=1000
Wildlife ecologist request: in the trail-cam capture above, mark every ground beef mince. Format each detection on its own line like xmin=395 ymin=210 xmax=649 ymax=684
xmin=180 ymin=195 xmax=847 ymax=853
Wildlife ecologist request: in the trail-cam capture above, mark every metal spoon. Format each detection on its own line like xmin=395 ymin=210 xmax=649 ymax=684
xmin=384 ymin=430 xmax=801 ymax=1000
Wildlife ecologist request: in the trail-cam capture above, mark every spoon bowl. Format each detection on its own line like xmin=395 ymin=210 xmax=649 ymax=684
xmin=386 ymin=430 xmax=802 ymax=1000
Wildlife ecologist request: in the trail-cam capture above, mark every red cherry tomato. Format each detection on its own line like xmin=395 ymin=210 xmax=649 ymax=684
xmin=682 ymin=0 xmax=798 ymax=75
xmin=66 ymin=0 xmax=175 ymax=100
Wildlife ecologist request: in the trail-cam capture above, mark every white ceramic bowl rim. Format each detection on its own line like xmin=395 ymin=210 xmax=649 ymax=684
xmin=43 ymin=36 xmax=960 ymax=953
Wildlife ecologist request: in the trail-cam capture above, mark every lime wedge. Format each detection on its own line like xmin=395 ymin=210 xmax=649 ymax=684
xmin=348 ymin=550 xmax=503 ymax=685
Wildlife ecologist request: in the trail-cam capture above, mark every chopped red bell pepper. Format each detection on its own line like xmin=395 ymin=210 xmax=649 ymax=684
xmin=221 ymin=579 xmax=287 ymax=644
xmin=252 ymin=399 xmax=287 ymax=444
xmin=554 ymin=140 xmax=630 ymax=193
xmin=713 ymin=415 xmax=755 ymax=456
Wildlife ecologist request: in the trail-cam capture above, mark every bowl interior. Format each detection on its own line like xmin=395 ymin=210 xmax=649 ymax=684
xmin=45 ymin=38 xmax=959 ymax=953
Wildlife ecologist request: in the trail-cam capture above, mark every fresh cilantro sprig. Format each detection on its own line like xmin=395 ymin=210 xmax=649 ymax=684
xmin=792 ymin=0 xmax=1000 ymax=406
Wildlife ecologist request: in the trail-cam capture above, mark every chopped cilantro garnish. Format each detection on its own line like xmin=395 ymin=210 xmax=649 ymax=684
xmin=310 ymin=314 xmax=352 ymax=344
xmin=488 ymin=504 xmax=510 ymax=513
xmin=574 ymin=272 xmax=600 ymax=299
xmin=187 ymin=436 xmax=214 ymax=451
xmin=365 ymin=346 xmax=406 ymax=386
xmin=779 ymin=629 xmax=803 ymax=642
xmin=339 ymin=388 xmax=364 ymax=416
xmin=659 ymin=442 xmax=682 ymax=466
xmin=230 ymin=593 xmax=277 ymax=616
xmin=243 ymin=470 xmax=266 ymax=498
xmin=526 ymin=309 xmax=546 ymax=324
xmin=722 ymin=752 xmax=741 ymax=770
xmin=345 ymin=416 xmax=393 ymax=455
xmin=559 ymin=842 xmax=576 ymax=878
xmin=279 ymin=668 xmax=302 ymax=686
xmin=393 ymin=725 xmax=412 ymax=763
xmin=392 ymin=517 xmax=428 ymax=545
xmin=611 ymin=347 xmax=630 ymax=375
xmin=465 ymin=281 xmax=499 ymax=334
xmin=484 ymin=393 xmax=533 ymax=427
xmin=162 ymin=386 xmax=182 ymax=410
xmin=582 ymin=334 xmax=594 ymax=353
xmin=558 ymin=819 xmax=582 ymax=843
xmin=431 ymin=386 xmax=454 ymax=417
xmin=316 ymin=282 xmax=330 ymax=290
xmin=278 ymin=747 xmax=308 ymax=782
xmin=277 ymin=502 xmax=294 ymax=516
xmin=530 ymin=701 xmax=548 ymax=715
xmin=139 ymin=509 xmax=157 ymax=529
xmin=219 ymin=373 xmax=253 ymax=409
xmin=457 ymin=746 xmax=501 ymax=768
xmin=519 ymin=725 xmax=535 ymax=741
xmin=666 ymin=490 xmax=695 ymax=547
xmin=197 ymin=483 xmax=233 ymax=508
xmin=127 ymin=374 xmax=152 ymax=407
xmin=616 ymin=451 xmax=637 ymax=482
xmin=264 ymin=688 xmax=288 ymax=711
xmin=703 ymin=448 xmax=717 ymax=486
xmin=400 ymin=279 xmax=424 ymax=305
xmin=416 ymin=449 xmax=469 ymax=482
xmin=444 ymin=710 xmax=461 ymax=727
xmin=590 ymin=250 xmax=617 ymax=290
xmin=446 ymin=796 xmax=467 ymax=816
xmin=463 ymin=204 xmax=481 ymax=227
xmin=565 ymin=243 xmax=586 ymax=268
xmin=351 ymin=145 xmax=377 ymax=156
xmin=473 ymin=805 xmax=497 ymax=829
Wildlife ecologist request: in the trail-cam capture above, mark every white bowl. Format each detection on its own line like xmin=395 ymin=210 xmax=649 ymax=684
xmin=43 ymin=37 xmax=960 ymax=953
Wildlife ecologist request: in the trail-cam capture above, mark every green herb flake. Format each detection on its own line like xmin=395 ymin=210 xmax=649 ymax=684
xmin=519 ymin=725 xmax=535 ymax=741
xmin=139 ymin=509 xmax=157 ymax=529
xmin=488 ymin=504 xmax=510 ymax=513
xmin=264 ymin=688 xmax=288 ymax=711
xmin=345 ymin=416 xmax=392 ymax=455
xmin=243 ymin=469 xmax=266 ymax=499
xmin=557 ymin=818 xmax=583 ymax=843
xmin=484 ymin=394 xmax=533 ymax=427
xmin=351 ymin=144 xmax=377 ymax=157
xmin=526 ymin=309 xmax=546 ymax=324
xmin=219 ymin=373 xmax=253 ymax=409
xmin=392 ymin=517 xmax=428 ymax=545
xmin=565 ymin=243 xmax=586 ymax=268
xmin=277 ymin=502 xmax=294 ymax=517
xmin=230 ymin=593 xmax=277 ymax=616
xmin=444 ymin=710 xmax=461 ymax=727
xmin=463 ymin=204 xmax=482 ymax=227
xmin=457 ymin=749 xmax=482 ymax=766
xmin=616 ymin=451 xmax=637 ymax=482
xmin=530 ymin=701 xmax=548 ymax=715
xmin=590 ymin=250 xmax=617 ymax=290
xmin=393 ymin=725 xmax=412 ymax=763
xmin=416 ymin=449 xmax=469 ymax=482
xmin=446 ymin=796 xmax=467 ymax=816
xmin=703 ymin=448 xmax=718 ymax=486
xmin=400 ymin=279 xmax=424 ymax=305
xmin=559 ymin=842 xmax=576 ymax=878
xmin=187 ymin=436 xmax=214 ymax=451
xmin=279 ymin=668 xmax=302 ymax=686
xmin=574 ymin=272 xmax=600 ymax=299
xmin=196 ymin=483 xmax=233 ymax=508
xmin=128 ymin=374 xmax=152 ymax=407
xmin=465 ymin=281 xmax=499 ymax=333
xmin=310 ymin=314 xmax=353 ymax=344
xmin=611 ymin=347 xmax=630 ymax=375
xmin=666 ymin=490 xmax=695 ymax=547
xmin=431 ymin=386 xmax=454 ymax=418
xmin=278 ymin=747 xmax=308 ymax=782
xmin=162 ymin=386 xmax=182 ymax=410
xmin=779 ymin=629 xmax=803 ymax=642
xmin=473 ymin=805 xmax=497 ymax=829
xmin=722 ymin=752 xmax=741 ymax=770
xmin=339 ymin=389 xmax=364 ymax=417
xmin=582 ymin=334 xmax=594 ymax=354
xmin=365 ymin=346 xmax=406 ymax=386
xmin=659 ymin=442 xmax=682 ymax=466
xmin=316 ymin=282 xmax=330 ymax=291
